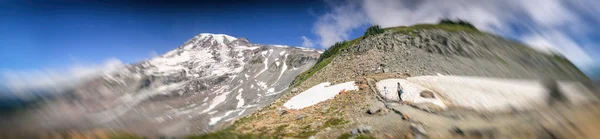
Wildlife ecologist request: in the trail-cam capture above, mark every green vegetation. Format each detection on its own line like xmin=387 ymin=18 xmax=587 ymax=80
xmin=272 ymin=125 xmax=291 ymax=137
xmin=337 ymin=133 xmax=353 ymax=139
xmin=318 ymin=41 xmax=349 ymax=63
xmin=385 ymin=19 xmax=480 ymax=36
xmin=293 ymin=38 xmax=362 ymax=87
xmin=108 ymin=132 xmax=143 ymax=139
xmin=295 ymin=125 xmax=318 ymax=138
xmin=439 ymin=18 xmax=476 ymax=29
xmin=385 ymin=23 xmax=480 ymax=36
xmin=337 ymin=133 xmax=376 ymax=139
xmin=364 ymin=25 xmax=384 ymax=37
xmin=323 ymin=118 xmax=349 ymax=128
xmin=187 ymin=128 xmax=266 ymax=139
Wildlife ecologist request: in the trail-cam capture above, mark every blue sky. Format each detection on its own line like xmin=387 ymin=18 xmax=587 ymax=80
xmin=0 ymin=0 xmax=369 ymax=70
xmin=0 ymin=0 xmax=599 ymax=84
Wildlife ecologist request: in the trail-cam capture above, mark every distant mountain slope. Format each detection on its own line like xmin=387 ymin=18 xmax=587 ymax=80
xmin=0 ymin=33 xmax=320 ymax=137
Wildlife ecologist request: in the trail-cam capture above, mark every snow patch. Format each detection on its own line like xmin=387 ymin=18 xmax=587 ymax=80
xmin=201 ymin=87 xmax=231 ymax=113
xmin=267 ymin=88 xmax=275 ymax=93
xmin=283 ymin=82 xmax=358 ymax=109
xmin=274 ymin=54 xmax=288 ymax=84
xmin=271 ymin=45 xmax=289 ymax=48
xmin=236 ymin=90 xmax=245 ymax=108
xmin=377 ymin=79 xmax=446 ymax=109
xmin=209 ymin=110 xmax=235 ymax=125
xmin=256 ymin=81 xmax=267 ymax=90
xmin=378 ymin=76 xmax=598 ymax=112
xmin=254 ymin=50 xmax=271 ymax=77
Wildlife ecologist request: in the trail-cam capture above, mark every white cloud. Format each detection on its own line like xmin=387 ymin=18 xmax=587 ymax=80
xmin=0 ymin=58 xmax=125 ymax=99
xmin=313 ymin=1 xmax=368 ymax=47
xmin=523 ymin=31 xmax=594 ymax=66
xmin=301 ymin=36 xmax=314 ymax=48
xmin=313 ymin=0 xmax=597 ymax=67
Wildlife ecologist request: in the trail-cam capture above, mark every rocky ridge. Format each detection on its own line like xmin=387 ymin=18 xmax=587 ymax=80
xmin=226 ymin=24 xmax=596 ymax=138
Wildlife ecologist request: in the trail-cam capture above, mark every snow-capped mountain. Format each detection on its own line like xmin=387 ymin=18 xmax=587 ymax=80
xmin=1 ymin=33 xmax=320 ymax=136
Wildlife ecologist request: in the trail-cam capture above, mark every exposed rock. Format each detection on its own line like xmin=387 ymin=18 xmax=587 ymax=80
xmin=452 ymin=126 xmax=496 ymax=138
xmin=412 ymin=103 xmax=444 ymax=113
xmin=420 ymin=91 xmax=435 ymax=98
xmin=367 ymin=105 xmax=382 ymax=115
xmin=359 ymin=125 xmax=373 ymax=133
xmin=367 ymin=102 xmax=385 ymax=115
xmin=411 ymin=123 xmax=428 ymax=138
xmin=322 ymin=107 xmax=330 ymax=114
xmin=301 ymin=29 xmax=590 ymax=92
xmin=291 ymin=88 xmax=300 ymax=93
xmin=351 ymin=125 xmax=373 ymax=135
xmin=278 ymin=109 xmax=288 ymax=116
xmin=297 ymin=114 xmax=306 ymax=120
xmin=351 ymin=128 xmax=360 ymax=135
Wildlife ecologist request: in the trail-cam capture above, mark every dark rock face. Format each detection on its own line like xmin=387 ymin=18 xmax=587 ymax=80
xmin=1 ymin=34 xmax=320 ymax=137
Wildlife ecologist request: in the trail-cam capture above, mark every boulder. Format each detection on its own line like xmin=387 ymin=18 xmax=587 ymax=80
xmin=412 ymin=103 xmax=444 ymax=113
xmin=367 ymin=102 xmax=385 ymax=115
xmin=322 ymin=107 xmax=330 ymax=114
xmin=297 ymin=114 xmax=306 ymax=120
xmin=420 ymin=91 xmax=435 ymax=98
xmin=351 ymin=125 xmax=373 ymax=135
xmin=367 ymin=106 xmax=382 ymax=115
xmin=411 ymin=123 xmax=428 ymax=139
xmin=358 ymin=125 xmax=373 ymax=133
xmin=278 ymin=109 xmax=288 ymax=116
xmin=291 ymin=88 xmax=300 ymax=93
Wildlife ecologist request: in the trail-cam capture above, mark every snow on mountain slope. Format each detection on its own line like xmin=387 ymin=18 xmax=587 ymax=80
xmin=1 ymin=33 xmax=320 ymax=136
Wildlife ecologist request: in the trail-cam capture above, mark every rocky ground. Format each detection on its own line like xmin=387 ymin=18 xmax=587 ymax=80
xmin=222 ymin=24 xmax=598 ymax=139
xmin=229 ymin=73 xmax=600 ymax=139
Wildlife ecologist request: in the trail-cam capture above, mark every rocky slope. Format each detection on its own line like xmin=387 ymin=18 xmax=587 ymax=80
xmin=298 ymin=25 xmax=589 ymax=89
xmin=226 ymin=24 xmax=597 ymax=138
xmin=0 ymin=33 xmax=320 ymax=137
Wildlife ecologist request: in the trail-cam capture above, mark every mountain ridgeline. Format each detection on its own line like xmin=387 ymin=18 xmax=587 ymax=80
xmin=221 ymin=21 xmax=594 ymax=139
xmin=293 ymin=23 xmax=589 ymax=89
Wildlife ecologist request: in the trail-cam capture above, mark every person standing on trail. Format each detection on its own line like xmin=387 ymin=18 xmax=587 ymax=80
xmin=383 ymin=86 xmax=388 ymax=99
xmin=397 ymin=82 xmax=404 ymax=101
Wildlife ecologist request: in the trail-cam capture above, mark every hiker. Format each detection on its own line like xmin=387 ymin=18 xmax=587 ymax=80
xmin=383 ymin=87 xmax=388 ymax=99
xmin=397 ymin=82 xmax=404 ymax=101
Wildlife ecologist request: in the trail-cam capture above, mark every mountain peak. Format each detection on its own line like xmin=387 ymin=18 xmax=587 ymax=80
xmin=197 ymin=33 xmax=237 ymax=44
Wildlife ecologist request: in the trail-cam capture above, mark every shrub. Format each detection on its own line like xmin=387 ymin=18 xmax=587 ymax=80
xmin=439 ymin=18 xmax=476 ymax=29
xmin=317 ymin=41 xmax=348 ymax=63
xmin=364 ymin=25 xmax=384 ymax=37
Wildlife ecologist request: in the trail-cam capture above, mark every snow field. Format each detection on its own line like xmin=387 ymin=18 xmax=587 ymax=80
xmin=283 ymin=81 xmax=358 ymax=109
